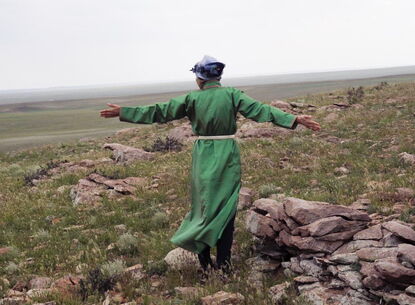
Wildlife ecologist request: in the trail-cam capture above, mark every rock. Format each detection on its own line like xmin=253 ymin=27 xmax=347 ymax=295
xmin=0 ymin=297 xmax=27 ymax=305
xmin=353 ymin=225 xmax=383 ymax=240
xmin=115 ymin=127 xmax=138 ymax=136
xmin=382 ymin=232 xmax=404 ymax=247
xmin=70 ymin=178 xmax=106 ymax=206
xmin=396 ymin=188 xmax=414 ymax=200
xmin=399 ymin=152 xmax=415 ymax=166
xmin=397 ymin=293 xmax=415 ymax=305
xmin=26 ymin=288 xmax=54 ymax=298
xmin=51 ymin=275 xmax=82 ymax=295
xmin=278 ymin=230 xmax=343 ymax=253
xmin=293 ymin=216 xmax=366 ymax=237
xmin=299 ymin=259 xmax=323 ymax=277
xmin=124 ymin=264 xmax=145 ymax=280
xmin=114 ymin=224 xmax=127 ymax=233
xmin=245 ymin=210 xmax=279 ymax=239
xmin=293 ymin=276 xmax=319 ymax=284
xmin=268 ymin=282 xmax=289 ymax=304
xmin=362 ymin=275 xmax=385 ymax=290
xmin=405 ymin=285 xmax=415 ymax=296
xmin=0 ymin=247 xmax=11 ymax=256
xmin=103 ymin=143 xmax=154 ymax=163
xmin=200 ymin=291 xmax=245 ymax=305
xmin=28 ymin=277 xmax=52 ymax=289
xmin=168 ymin=124 xmax=195 ymax=141
xmin=382 ymin=221 xmax=415 ymax=243
xmin=289 ymin=257 xmax=304 ymax=274
xmin=271 ymin=100 xmax=291 ymax=110
xmin=398 ymin=244 xmax=415 ymax=265
xmin=337 ymin=271 xmax=362 ymax=290
xmin=327 ymin=279 xmax=347 ymax=289
xmin=300 ymin=286 xmax=344 ymax=305
xmin=375 ymin=261 xmax=415 ymax=284
xmin=356 ymin=247 xmax=398 ymax=262
xmin=325 ymin=112 xmax=339 ymax=123
xmin=245 ymin=256 xmax=280 ymax=272
xmin=174 ymin=287 xmax=202 ymax=299
xmin=283 ymin=197 xmax=370 ymax=225
xmin=238 ymin=187 xmax=254 ymax=210
xmin=329 ymin=253 xmax=359 ymax=265
xmin=349 ymin=198 xmax=371 ymax=211
xmin=335 ymin=166 xmax=350 ymax=175
xmin=164 ymin=248 xmax=199 ymax=270
xmin=32 ymin=302 xmax=56 ymax=305
xmin=333 ymin=240 xmax=383 ymax=255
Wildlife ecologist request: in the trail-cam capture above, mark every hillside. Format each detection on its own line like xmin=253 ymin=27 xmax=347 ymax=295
xmin=0 ymin=81 xmax=414 ymax=305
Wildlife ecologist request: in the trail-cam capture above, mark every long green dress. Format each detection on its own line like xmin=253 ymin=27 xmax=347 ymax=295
xmin=119 ymin=80 xmax=297 ymax=254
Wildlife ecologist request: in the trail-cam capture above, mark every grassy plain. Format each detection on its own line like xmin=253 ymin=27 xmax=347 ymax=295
xmin=1 ymin=74 xmax=415 ymax=152
xmin=0 ymin=79 xmax=414 ymax=304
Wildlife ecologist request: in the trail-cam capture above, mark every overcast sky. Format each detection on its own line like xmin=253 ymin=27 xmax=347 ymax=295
xmin=1 ymin=0 xmax=414 ymax=90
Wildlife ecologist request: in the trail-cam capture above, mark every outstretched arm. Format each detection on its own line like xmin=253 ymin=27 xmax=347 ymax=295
xmin=234 ymin=90 xmax=320 ymax=131
xmin=100 ymin=94 xmax=188 ymax=124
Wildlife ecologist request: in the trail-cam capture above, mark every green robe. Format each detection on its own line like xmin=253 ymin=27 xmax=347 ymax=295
xmin=119 ymin=80 xmax=297 ymax=254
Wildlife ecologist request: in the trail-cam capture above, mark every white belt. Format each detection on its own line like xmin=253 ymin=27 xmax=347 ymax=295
xmin=197 ymin=134 xmax=236 ymax=140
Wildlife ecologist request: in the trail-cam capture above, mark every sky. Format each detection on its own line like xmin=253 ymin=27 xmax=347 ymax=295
xmin=1 ymin=0 xmax=415 ymax=90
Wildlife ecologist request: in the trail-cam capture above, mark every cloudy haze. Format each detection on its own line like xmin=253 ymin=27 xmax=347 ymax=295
xmin=1 ymin=0 xmax=414 ymax=90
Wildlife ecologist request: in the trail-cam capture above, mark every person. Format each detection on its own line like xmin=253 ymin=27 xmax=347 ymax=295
xmin=100 ymin=55 xmax=320 ymax=275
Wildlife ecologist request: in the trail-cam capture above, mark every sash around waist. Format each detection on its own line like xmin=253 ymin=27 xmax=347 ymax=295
xmin=197 ymin=134 xmax=236 ymax=140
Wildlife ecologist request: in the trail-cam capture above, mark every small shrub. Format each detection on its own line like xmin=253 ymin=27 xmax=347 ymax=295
xmin=144 ymin=136 xmax=183 ymax=152
xmin=116 ymin=233 xmax=139 ymax=255
xmin=346 ymin=86 xmax=364 ymax=104
xmin=34 ymin=229 xmax=51 ymax=241
xmin=79 ymin=267 xmax=118 ymax=300
xmin=258 ymin=184 xmax=281 ymax=198
xmin=145 ymin=260 xmax=168 ymax=276
xmin=374 ymin=81 xmax=389 ymax=90
xmin=151 ymin=212 xmax=169 ymax=228
xmin=5 ymin=262 xmax=19 ymax=275
xmin=23 ymin=160 xmax=61 ymax=186
xmin=100 ymin=259 xmax=126 ymax=278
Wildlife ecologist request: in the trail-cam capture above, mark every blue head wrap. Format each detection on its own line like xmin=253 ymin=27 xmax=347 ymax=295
xmin=190 ymin=55 xmax=225 ymax=80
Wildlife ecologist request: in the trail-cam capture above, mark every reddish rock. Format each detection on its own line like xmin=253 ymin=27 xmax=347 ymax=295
xmin=362 ymin=275 xmax=386 ymax=290
xmin=353 ymin=224 xmax=383 ymax=240
xmin=0 ymin=247 xmax=11 ymax=256
xmin=28 ymin=277 xmax=52 ymax=290
xmin=292 ymin=216 xmax=366 ymax=237
xmin=269 ymin=282 xmax=289 ymax=304
xmin=332 ymin=240 xmax=383 ymax=255
xmin=356 ymin=247 xmax=398 ymax=262
xmin=271 ymin=100 xmax=291 ymax=110
xmin=399 ymin=152 xmax=415 ymax=166
xmin=382 ymin=221 xmax=415 ymax=243
xmin=238 ymin=187 xmax=254 ymax=210
xmin=397 ymin=293 xmax=415 ymax=305
xmin=398 ymin=243 xmax=415 ymax=265
xmin=316 ymin=229 xmax=362 ymax=241
xmin=375 ymin=261 xmax=415 ymax=284
xmin=245 ymin=210 xmax=280 ymax=238
xmin=51 ymin=275 xmax=82 ymax=295
xmin=283 ymin=197 xmax=370 ymax=225
xmin=103 ymin=143 xmax=154 ymax=163
xmin=200 ymin=290 xmax=245 ymax=305
xmin=277 ymin=230 xmax=343 ymax=253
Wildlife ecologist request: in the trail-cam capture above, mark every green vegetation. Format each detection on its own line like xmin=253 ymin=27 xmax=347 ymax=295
xmin=0 ymin=81 xmax=414 ymax=304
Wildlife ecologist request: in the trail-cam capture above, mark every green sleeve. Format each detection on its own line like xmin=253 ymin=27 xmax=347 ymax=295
xmin=233 ymin=89 xmax=297 ymax=129
xmin=119 ymin=94 xmax=188 ymax=124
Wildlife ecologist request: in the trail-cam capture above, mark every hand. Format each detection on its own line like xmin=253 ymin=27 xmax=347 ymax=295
xmin=296 ymin=115 xmax=321 ymax=131
xmin=100 ymin=103 xmax=121 ymax=118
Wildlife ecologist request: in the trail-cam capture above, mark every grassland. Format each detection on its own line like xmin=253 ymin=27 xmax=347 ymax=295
xmin=1 ymin=74 xmax=415 ymax=152
xmin=0 ymin=80 xmax=414 ymax=304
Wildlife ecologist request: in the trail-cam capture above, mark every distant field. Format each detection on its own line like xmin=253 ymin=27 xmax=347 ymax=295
xmin=1 ymin=74 xmax=415 ymax=152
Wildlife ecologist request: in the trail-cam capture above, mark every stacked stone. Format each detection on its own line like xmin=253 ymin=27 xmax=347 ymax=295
xmin=246 ymin=197 xmax=415 ymax=305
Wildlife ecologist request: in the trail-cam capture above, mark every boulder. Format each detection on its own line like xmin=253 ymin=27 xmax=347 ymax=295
xmin=399 ymin=152 xmax=415 ymax=166
xmin=278 ymin=230 xmax=343 ymax=253
xmin=164 ymin=248 xmax=199 ymax=271
xmin=28 ymin=277 xmax=52 ymax=290
xmin=382 ymin=221 xmax=415 ymax=243
xmin=353 ymin=224 xmax=383 ymax=240
xmin=168 ymin=124 xmax=194 ymax=141
xmin=356 ymin=247 xmax=398 ymax=262
xmin=398 ymin=243 xmax=415 ymax=265
xmin=375 ymin=261 xmax=415 ymax=284
xmin=237 ymin=187 xmax=254 ymax=210
xmin=268 ymin=282 xmax=289 ymax=304
xmin=103 ymin=143 xmax=154 ymax=163
xmin=283 ymin=197 xmax=370 ymax=225
xmin=292 ymin=216 xmax=366 ymax=237
xmin=245 ymin=210 xmax=280 ymax=239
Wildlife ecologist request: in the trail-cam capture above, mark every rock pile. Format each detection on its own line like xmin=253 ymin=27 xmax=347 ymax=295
xmin=246 ymin=197 xmax=415 ymax=305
